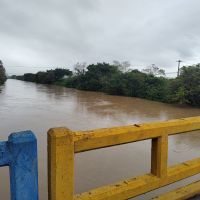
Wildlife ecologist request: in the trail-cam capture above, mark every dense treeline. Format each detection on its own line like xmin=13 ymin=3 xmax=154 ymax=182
xmin=169 ymin=65 xmax=200 ymax=106
xmin=12 ymin=68 xmax=72 ymax=84
xmin=62 ymin=63 xmax=170 ymax=102
xmin=12 ymin=63 xmax=200 ymax=106
xmin=0 ymin=60 xmax=6 ymax=85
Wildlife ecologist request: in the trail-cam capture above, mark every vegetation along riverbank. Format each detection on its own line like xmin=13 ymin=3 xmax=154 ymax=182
xmin=0 ymin=60 xmax=6 ymax=85
xmin=11 ymin=62 xmax=200 ymax=106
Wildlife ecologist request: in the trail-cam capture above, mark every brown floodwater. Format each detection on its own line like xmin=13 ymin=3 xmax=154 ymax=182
xmin=0 ymin=79 xmax=200 ymax=200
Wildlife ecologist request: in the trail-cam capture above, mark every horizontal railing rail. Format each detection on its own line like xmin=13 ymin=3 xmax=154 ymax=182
xmin=153 ymin=180 xmax=200 ymax=200
xmin=0 ymin=131 xmax=38 ymax=200
xmin=48 ymin=116 xmax=200 ymax=200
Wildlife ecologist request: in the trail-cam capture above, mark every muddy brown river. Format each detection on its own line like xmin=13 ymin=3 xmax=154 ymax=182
xmin=0 ymin=79 xmax=200 ymax=199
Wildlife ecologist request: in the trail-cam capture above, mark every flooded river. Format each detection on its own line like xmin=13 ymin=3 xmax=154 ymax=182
xmin=0 ymin=79 xmax=200 ymax=199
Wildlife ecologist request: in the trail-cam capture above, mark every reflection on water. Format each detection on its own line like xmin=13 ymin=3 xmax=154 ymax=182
xmin=0 ymin=79 xmax=200 ymax=199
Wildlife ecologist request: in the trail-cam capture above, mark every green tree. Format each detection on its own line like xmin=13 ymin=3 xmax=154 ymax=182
xmin=167 ymin=78 xmax=186 ymax=104
xmin=113 ymin=60 xmax=131 ymax=72
xmin=123 ymin=70 xmax=147 ymax=97
xmin=36 ymin=71 xmax=56 ymax=84
xmin=179 ymin=64 xmax=200 ymax=106
xmin=70 ymin=63 xmax=121 ymax=91
xmin=13 ymin=62 xmax=200 ymax=107
xmin=143 ymin=64 xmax=165 ymax=76
xmin=0 ymin=60 xmax=6 ymax=85
xmin=24 ymin=73 xmax=36 ymax=82
xmin=54 ymin=68 xmax=72 ymax=80
xmin=16 ymin=68 xmax=73 ymax=85
xmin=144 ymin=75 xmax=169 ymax=102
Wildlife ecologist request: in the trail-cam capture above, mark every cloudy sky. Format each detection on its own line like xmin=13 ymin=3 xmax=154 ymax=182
xmin=1 ymin=0 xmax=200 ymax=75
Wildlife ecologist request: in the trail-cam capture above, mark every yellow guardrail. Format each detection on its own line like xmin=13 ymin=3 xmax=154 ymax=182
xmin=153 ymin=180 xmax=200 ymax=200
xmin=48 ymin=116 xmax=200 ymax=200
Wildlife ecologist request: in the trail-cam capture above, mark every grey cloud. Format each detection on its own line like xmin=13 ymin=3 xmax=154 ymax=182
xmin=0 ymin=0 xmax=200 ymax=75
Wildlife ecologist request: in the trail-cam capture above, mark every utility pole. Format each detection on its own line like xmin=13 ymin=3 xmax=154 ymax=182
xmin=177 ymin=60 xmax=182 ymax=77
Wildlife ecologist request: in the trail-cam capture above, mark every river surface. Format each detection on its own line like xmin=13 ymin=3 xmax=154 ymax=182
xmin=0 ymin=79 xmax=200 ymax=200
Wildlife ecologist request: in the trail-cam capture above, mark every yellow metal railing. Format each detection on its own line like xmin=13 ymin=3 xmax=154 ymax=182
xmin=48 ymin=116 xmax=200 ymax=200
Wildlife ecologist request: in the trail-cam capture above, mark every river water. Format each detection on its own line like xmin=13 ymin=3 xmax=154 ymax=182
xmin=0 ymin=79 xmax=200 ymax=199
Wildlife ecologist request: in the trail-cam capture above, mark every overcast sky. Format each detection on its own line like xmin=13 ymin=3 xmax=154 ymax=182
xmin=1 ymin=0 xmax=200 ymax=75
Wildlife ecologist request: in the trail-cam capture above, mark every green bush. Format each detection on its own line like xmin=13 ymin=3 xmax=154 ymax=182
xmin=0 ymin=60 xmax=6 ymax=85
xmin=14 ymin=62 xmax=200 ymax=106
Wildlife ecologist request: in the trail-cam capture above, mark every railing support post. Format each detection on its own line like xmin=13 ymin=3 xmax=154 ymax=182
xmin=151 ymin=134 xmax=168 ymax=177
xmin=8 ymin=131 xmax=39 ymax=200
xmin=48 ymin=128 xmax=74 ymax=200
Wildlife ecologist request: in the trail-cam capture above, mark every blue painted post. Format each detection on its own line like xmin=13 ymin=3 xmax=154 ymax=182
xmin=0 ymin=141 xmax=10 ymax=166
xmin=0 ymin=130 xmax=39 ymax=200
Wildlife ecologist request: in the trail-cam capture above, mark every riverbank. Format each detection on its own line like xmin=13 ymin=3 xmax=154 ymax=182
xmin=11 ymin=63 xmax=200 ymax=106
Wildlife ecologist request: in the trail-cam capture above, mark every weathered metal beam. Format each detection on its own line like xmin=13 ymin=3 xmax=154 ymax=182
xmin=48 ymin=128 xmax=74 ymax=200
xmin=74 ymin=117 xmax=200 ymax=153
xmin=75 ymin=158 xmax=200 ymax=200
xmin=153 ymin=180 xmax=200 ymax=200
xmin=151 ymin=134 xmax=168 ymax=177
